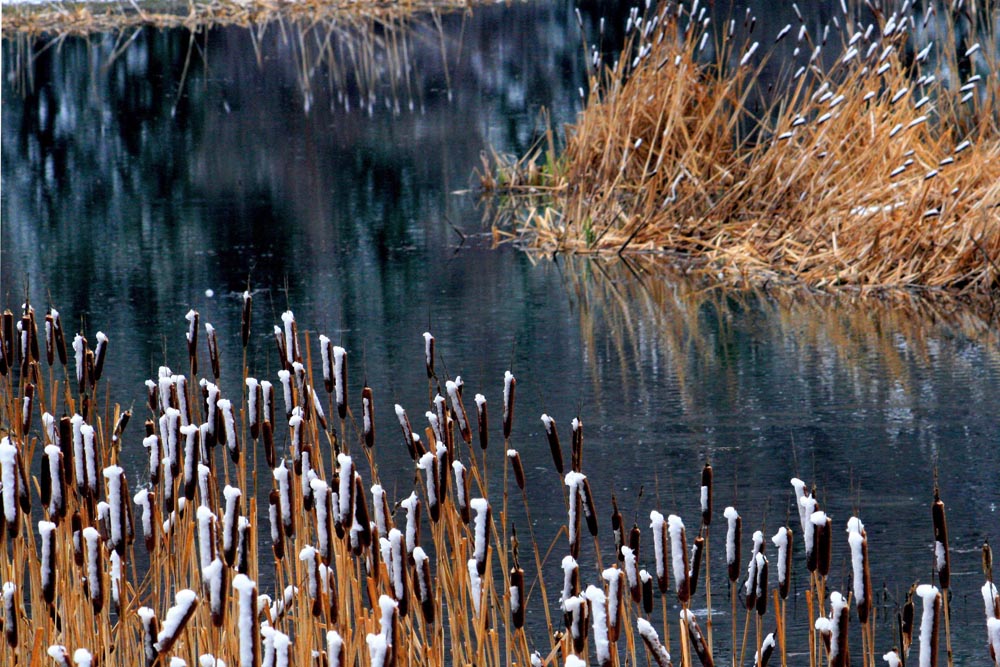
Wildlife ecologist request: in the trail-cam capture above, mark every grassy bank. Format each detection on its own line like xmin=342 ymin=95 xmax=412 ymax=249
xmin=488 ymin=0 xmax=1000 ymax=296
xmin=1 ymin=296 xmax=998 ymax=666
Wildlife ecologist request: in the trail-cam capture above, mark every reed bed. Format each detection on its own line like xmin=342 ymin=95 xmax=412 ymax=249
xmin=0 ymin=295 xmax=997 ymax=667
xmin=1 ymin=0 xmax=468 ymax=37
xmin=488 ymin=0 xmax=1000 ymax=296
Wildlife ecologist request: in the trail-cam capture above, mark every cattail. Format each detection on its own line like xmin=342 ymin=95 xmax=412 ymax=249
xmin=725 ymin=506 xmax=741 ymax=583
xmin=240 ymin=291 xmax=252 ymax=348
xmin=204 ymin=381 xmax=221 ymax=448
xmin=502 ymin=371 xmax=516 ymax=439
xmin=155 ymin=590 xmax=199 ymax=654
xmin=811 ymin=512 xmax=832 ymax=577
xmin=847 ymin=517 xmax=872 ymax=623
xmin=932 ymin=491 xmax=950 ymax=589
xmin=471 ymin=498 xmax=491 ymax=575
xmin=83 ymin=526 xmax=103 ymax=612
xmin=433 ymin=394 xmax=451 ymax=454
xmin=277 ymin=371 xmax=293 ymax=420
xmin=584 ymin=585 xmax=611 ymax=666
xmin=982 ymin=581 xmax=1000 ymax=623
xmin=772 ymin=526 xmax=792 ymax=599
xmin=103 ymin=465 xmax=127 ymax=555
xmin=507 ymin=449 xmax=526 ymax=490
xmin=0 ymin=438 xmax=19 ymax=536
xmin=58 ymin=415 xmax=73 ymax=477
xmin=353 ymin=473 xmax=372 ymax=549
xmin=50 ymin=309 xmax=67 ymax=365
xmin=539 ymin=414 xmax=564 ymax=473
xmin=637 ymin=618 xmax=672 ymax=667
xmin=134 ymin=490 xmax=155 ymax=552
xmin=184 ymin=310 xmax=199 ymax=374
xmin=292 ymin=362 xmax=308 ymax=416
xmin=446 ymin=380 xmax=471 ymax=444
xmin=205 ymin=323 xmax=220 ymax=380
xmin=146 ymin=380 xmax=158 ymax=415
xmin=417 ymin=452 xmax=439 ymax=522
xmin=565 ymin=472 xmax=585 ymax=557
xmin=681 ymin=609 xmax=714 ymax=667
xmin=650 ymin=511 xmax=668 ymax=593
xmin=300 ymin=546 xmax=322 ymax=617
xmin=611 ymin=496 xmax=624 ymax=562
xmin=42 ymin=445 xmax=65 ymax=521
xmin=38 ymin=520 xmax=57 ymax=604
xmin=561 ymin=556 xmax=580 ymax=628
xmin=668 ymin=515 xmax=690 ymax=603
xmin=92 ymin=331 xmax=108 ymax=382
xmin=261 ymin=380 xmax=275 ymax=425
xmin=622 ymin=546 xmax=640 ymax=603
xmin=414 ymin=547 xmax=435 ymax=624
xmin=269 ymin=490 xmax=285 ymax=560
xmin=71 ymin=415 xmax=88 ymax=493
xmin=701 ymin=463 xmax=712 ymax=525
xmin=388 ymin=529 xmax=409 ymax=617
xmin=754 ymin=632 xmax=775 ymax=667
xmin=71 ymin=511 xmax=84 ymax=566
xmin=337 ymin=454 xmax=355 ymax=536
xmin=603 ymin=567 xmax=625 ymax=642
xmin=422 ymin=332 xmax=434 ymax=378
xmin=289 ymin=412 xmax=304 ymax=475
xmin=754 ymin=553 xmax=768 ymax=616
xmin=984 ymin=541 xmax=994 ymax=584
xmin=474 ymin=394 xmax=488 ymax=450
xmin=333 ymin=346 xmax=347 ymax=420
xmin=453 ymin=461 xmax=470 ymax=524
xmin=401 ymin=492 xmax=420 ymax=559
xmin=327 ymin=632 xmax=343 ymax=667
xmin=639 ymin=570 xmax=653 ymax=614
xmin=180 ymin=425 xmax=198 ymax=500
xmin=245 ymin=378 xmax=261 ymax=440
xmin=916 ymin=584 xmax=941 ymax=667
xmin=197 ymin=505 xmax=218 ymax=573
xmin=371 ymin=484 xmax=392 ymax=536
xmin=3 ymin=582 xmax=16 ymax=649
xmin=221 ymin=486 xmax=242 ymax=567
xmin=509 ymin=562 xmax=525 ymax=629
xmin=394 ymin=405 xmax=416 ymax=460
xmin=311 ymin=479 xmax=332 ymax=563
xmin=1 ymin=311 xmax=13 ymax=370
xmin=21 ymin=383 xmax=34 ymax=433
xmin=274 ymin=460 xmax=294 ymax=539
xmin=362 ymin=386 xmax=375 ymax=448
xmin=72 ymin=334 xmax=88 ymax=392
xmin=138 ymin=607 xmax=159 ymax=667
xmin=902 ymin=585 xmax=915 ymax=657
xmin=262 ymin=420 xmax=275 ymax=469
xmin=109 ymin=551 xmax=123 ymax=614
xmin=565 ymin=594 xmax=589 ymax=654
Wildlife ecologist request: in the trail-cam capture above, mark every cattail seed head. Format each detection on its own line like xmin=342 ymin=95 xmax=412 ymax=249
xmin=502 ymin=371 xmax=516 ymax=439
xmin=932 ymin=491 xmax=950 ymax=589
xmin=701 ymin=463 xmax=712 ymax=525
xmin=240 ymin=292 xmax=252 ymax=348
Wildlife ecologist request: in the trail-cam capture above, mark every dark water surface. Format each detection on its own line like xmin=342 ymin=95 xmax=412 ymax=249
xmin=3 ymin=2 xmax=1000 ymax=664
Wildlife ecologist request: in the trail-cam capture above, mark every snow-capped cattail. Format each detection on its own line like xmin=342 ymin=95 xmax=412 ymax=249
xmin=570 ymin=418 xmax=586 ymax=472
xmin=197 ymin=505 xmax=218 ymax=573
xmin=222 ymin=486 xmax=242 ymax=567
xmin=92 ymin=332 xmax=108 ymax=383
xmin=277 ymin=371 xmax=293 ymax=420
xmin=353 ymin=474 xmax=372 ymax=549
xmin=725 ymin=506 xmax=741 ymax=583
xmin=0 ymin=438 xmax=20 ymax=536
xmin=337 ymin=454 xmax=354 ymax=536
xmin=71 ymin=512 xmax=83 ymax=566
xmin=388 ymin=529 xmax=408 ymax=616
xmin=847 ymin=517 xmax=872 ymax=623
xmin=422 ymin=332 xmax=434 ymax=378
xmin=433 ymin=394 xmax=451 ymax=453
xmin=184 ymin=310 xmax=199 ymax=374
xmin=537 ymin=414 xmax=564 ymax=473
xmin=811 ymin=512 xmax=832 ymax=577
xmin=754 ymin=553 xmax=768 ymax=616
xmin=453 ymin=461 xmax=470 ymax=524
xmin=932 ymin=491 xmax=950 ymax=589
xmin=650 ymin=511 xmax=668 ymax=593
xmin=205 ymin=323 xmax=220 ymax=380
xmin=502 ymin=371 xmax=516 ymax=439
xmin=300 ymin=546 xmax=322 ymax=617
xmin=508 ymin=449 xmax=526 ymax=490
xmin=0 ymin=310 xmax=12 ymax=368
xmin=366 ymin=632 xmax=387 ymax=667
xmin=622 ymin=546 xmax=640 ymax=603
xmin=38 ymin=520 xmax=57 ymax=604
xmin=82 ymin=526 xmax=103 ymax=612
xmin=268 ymin=490 xmax=285 ymax=560
xmin=701 ymin=463 xmax=713 ymax=525
xmin=639 ymin=570 xmax=653 ymax=614
xmin=138 ymin=607 xmax=159 ymax=667
xmin=361 ymin=386 xmax=375 ymax=448
xmin=309 ymin=479 xmax=332 ymax=563
xmin=240 ymin=292 xmax=252 ymax=349
xmin=42 ymin=445 xmax=65 ymax=521
xmin=401 ymin=492 xmax=420 ymax=559
xmin=772 ymin=527 xmax=792 ymax=600
xmin=414 ymin=547 xmax=434 ymax=624
xmin=637 ymin=618 xmax=672 ymax=667
xmin=280 ymin=311 xmax=298 ymax=367
xmin=51 ymin=309 xmax=67 ymax=366
xmin=416 ymin=452 xmax=440 ymax=522
xmin=262 ymin=420 xmax=275 ymax=470
xmin=982 ymin=581 xmax=1000 ymax=625
xmin=603 ymin=567 xmax=625 ymax=642
xmin=508 ymin=561 xmax=525 ymax=629
xmin=103 ymin=465 xmax=127 ymax=555
xmin=274 ymin=461 xmax=294 ymax=539
xmin=474 ymin=394 xmax=488 ymax=450
xmin=110 ymin=550 xmax=123 ymax=613
xmin=134 ymin=490 xmax=155 ymax=552
xmin=681 ymin=609 xmax=712 ymax=667
xmin=688 ymin=535 xmax=705 ymax=598
xmin=72 ymin=334 xmax=88 ymax=393
xmin=3 ymin=582 xmax=17 ymax=649
xmin=561 ymin=556 xmax=580 ymax=627
xmin=45 ymin=646 xmax=71 ymax=667
xmin=394 ymin=405 xmax=416 ymax=460
xmin=180 ymin=425 xmax=199 ymax=501
xmin=446 ymin=380 xmax=471 ymax=444
xmin=243 ymin=378 xmax=261 ymax=441
xmin=155 ymin=590 xmax=199 ymax=654
xmin=471 ymin=498 xmax=491 ymax=575
xmin=668 ymin=515 xmax=690 ymax=603
xmin=611 ymin=496 xmax=625 ymax=562
xmin=565 ymin=472 xmax=585 ymax=558
xmin=21 ymin=383 xmax=34 ymax=433
xmin=333 ymin=346 xmax=347 ymax=419
xmin=327 ymin=632 xmax=343 ymax=667
xmin=563 ymin=594 xmax=588 ymax=653
xmin=917 ymin=584 xmax=941 ymax=667
xmin=755 ymin=632 xmax=776 ymax=667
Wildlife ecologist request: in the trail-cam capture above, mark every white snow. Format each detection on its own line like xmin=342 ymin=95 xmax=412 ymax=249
xmin=724 ymin=506 xmax=739 ymax=565
xmin=916 ymin=584 xmax=940 ymax=667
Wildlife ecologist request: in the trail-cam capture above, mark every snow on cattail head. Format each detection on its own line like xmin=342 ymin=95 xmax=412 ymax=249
xmin=240 ymin=291 xmax=252 ymax=348
xmin=650 ymin=511 xmax=668 ymax=593
xmin=772 ymin=526 xmax=792 ymax=600
xmin=810 ymin=511 xmax=832 ymax=576
xmin=446 ymin=380 xmax=471 ymax=444
xmin=847 ymin=517 xmax=872 ymax=623
xmin=701 ymin=463 xmax=713 ymax=525
xmin=570 ymin=418 xmax=583 ymax=472
xmin=932 ymin=491 xmax=950 ymax=590
xmin=668 ymin=515 xmax=689 ymax=603
xmin=724 ymin=506 xmax=741 ymax=582
xmin=565 ymin=472 xmax=586 ymax=558
xmin=474 ymin=394 xmax=488 ymax=450
xmin=540 ymin=414 xmax=564 ymax=473
xmin=155 ymin=590 xmax=199 ymax=654
xmin=636 ymin=618 xmax=672 ymax=667
xmin=916 ymin=584 xmax=941 ymax=667
xmin=422 ymin=332 xmax=434 ymax=378
xmin=507 ymin=449 xmax=526 ymax=491
xmin=502 ymin=371 xmax=516 ymax=439
xmin=395 ymin=405 xmax=416 ymax=460
xmin=471 ymin=498 xmax=491 ymax=575
xmin=755 ymin=632 xmax=776 ymax=667
xmin=362 ymin=386 xmax=375 ymax=448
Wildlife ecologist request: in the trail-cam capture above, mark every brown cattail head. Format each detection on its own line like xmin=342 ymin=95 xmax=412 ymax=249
xmin=395 ymin=405 xmax=416 ymax=460
xmin=818 ymin=515 xmax=832 ymax=577
xmin=611 ymin=495 xmax=624 ymax=562
xmin=681 ymin=609 xmax=714 ymax=667
xmin=540 ymin=414 xmax=564 ymax=474
xmin=932 ymin=490 xmax=950 ymax=589
xmin=206 ymin=323 xmax=220 ymax=380
xmin=701 ymin=462 xmax=713 ymax=526
xmin=985 ymin=540 xmax=994 ymax=584
xmin=241 ymin=291 xmax=252 ymax=348
xmin=269 ymin=489 xmax=285 ymax=560
xmin=502 ymin=371 xmax=516 ymax=440
xmin=755 ymin=632 xmax=776 ymax=667
xmin=354 ymin=474 xmax=372 ymax=549
xmin=641 ymin=570 xmax=654 ymax=614
xmin=689 ymin=535 xmax=705 ymax=599
xmin=2 ymin=311 xmax=14 ymax=370
xmin=185 ymin=310 xmax=199 ymax=374
xmin=755 ymin=554 xmax=768 ymax=616
xmin=510 ymin=566 xmax=525 ymax=629
xmin=422 ymin=332 xmax=434 ymax=378
xmin=581 ymin=478 xmax=599 ymax=537
xmin=93 ymin=332 xmax=108 ymax=383
xmin=362 ymin=386 xmax=375 ymax=448
xmin=901 ymin=585 xmax=915 ymax=657
xmin=475 ymin=394 xmax=488 ymax=450
xmin=508 ymin=449 xmax=526 ymax=491
xmin=71 ymin=511 xmax=84 ymax=566
xmin=3 ymin=582 xmax=17 ymax=649
xmin=571 ymin=417 xmax=583 ymax=472
xmin=262 ymin=420 xmax=275 ymax=469
xmin=44 ymin=313 xmax=55 ymax=366
xmin=21 ymin=383 xmax=34 ymax=433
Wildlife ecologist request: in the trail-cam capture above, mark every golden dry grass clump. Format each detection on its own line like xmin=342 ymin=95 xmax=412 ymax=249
xmin=491 ymin=0 xmax=1000 ymax=296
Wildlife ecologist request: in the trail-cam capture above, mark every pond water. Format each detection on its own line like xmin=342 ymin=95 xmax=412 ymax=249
xmin=3 ymin=1 xmax=1000 ymax=664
